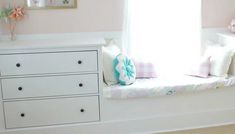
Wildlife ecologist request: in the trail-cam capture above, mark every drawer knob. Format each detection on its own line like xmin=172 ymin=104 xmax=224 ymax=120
xmin=20 ymin=113 xmax=25 ymax=117
xmin=16 ymin=63 xmax=21 ymax=67
xmin=80 ymin=109 xmax=85 ymax=113
xmin=79 ymin=83 xmax=83 ymax=87
xmin=78 ymin=60 xmax=82 ymax=64
xmin=18 ymin=87 xmax=23 ymax=91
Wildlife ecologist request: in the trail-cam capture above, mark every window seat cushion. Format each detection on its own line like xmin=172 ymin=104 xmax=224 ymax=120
xmin=103 ymin=75 xmax=235 ymax=99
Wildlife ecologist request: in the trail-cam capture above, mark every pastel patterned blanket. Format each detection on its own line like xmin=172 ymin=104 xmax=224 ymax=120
xmin=103 ymin=75 xmax=235 ymax=99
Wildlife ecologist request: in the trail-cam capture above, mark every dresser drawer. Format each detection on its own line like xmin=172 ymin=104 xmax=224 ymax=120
xmin=0 ymin=51 xmax=97 ymax=76
xmin=4 ymin=96 xmax=100 ymax=128
xmin=1 ymin=74 xmax=98 ymax=99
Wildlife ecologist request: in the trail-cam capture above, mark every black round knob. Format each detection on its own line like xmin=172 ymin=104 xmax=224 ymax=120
xmin=78 ymin=60 xmax=82 ymax=64
xmin=18 ymin=87 xmax=23 ymax=91
xmin=16 ymin=63 xmax=21 ymax=67
xmin=20 ymin=113 xmax=25 ymax=117
xmin=80 ymin=109 xmax=85 ymax=113
xmin=79 ymin=83 xmax=83 ymax=87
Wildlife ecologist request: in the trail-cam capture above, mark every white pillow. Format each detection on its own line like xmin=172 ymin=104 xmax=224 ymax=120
xmin=204 ymin=45 xmax=233 ymax=77
xmin=102 ymin=44 xmax=121 ymax=85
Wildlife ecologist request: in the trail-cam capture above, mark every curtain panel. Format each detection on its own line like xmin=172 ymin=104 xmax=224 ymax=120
xmin=122 ymin=0 xmax=201 ymax=75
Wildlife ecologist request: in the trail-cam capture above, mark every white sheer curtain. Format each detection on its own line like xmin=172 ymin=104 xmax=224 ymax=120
xmin=122 ymin=0 xmax=201 ymax=75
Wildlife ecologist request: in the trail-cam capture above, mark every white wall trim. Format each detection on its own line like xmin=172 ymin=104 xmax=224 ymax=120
xmin=0 ymin=31 xmax=122 ymax=42
xmin=201 ymin=27 xmax=227 ymax=43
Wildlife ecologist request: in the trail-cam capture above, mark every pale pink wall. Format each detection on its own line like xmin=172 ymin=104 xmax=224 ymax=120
xmin=1 ymin=0 xmax=234 ymax=35
xmin=0 ymin=0 xmax=124 ymax=35
xmin=202 ymin=0 xmax=235 ymax=28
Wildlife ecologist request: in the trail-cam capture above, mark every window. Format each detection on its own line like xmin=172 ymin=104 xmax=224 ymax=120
xmin=123 ymin=0 xmax=201 ymax=75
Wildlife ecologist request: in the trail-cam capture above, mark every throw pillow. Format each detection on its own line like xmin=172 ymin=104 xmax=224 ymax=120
xmin=133 ymin=60 xmax=157 ymax=78
xmin=103 ymin=44 xmax=121 ymax=85
xmin=186 ymin=56 xmax=211 ymax=78
xmin=204 ymin=45 xmax=233 ymax=77
xmin=114 ymin=54 xmax=136 ymax=85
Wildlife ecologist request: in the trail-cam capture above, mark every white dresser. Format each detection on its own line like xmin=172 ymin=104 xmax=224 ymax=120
xmin=0 ymin=37 xmax=104 ymax=131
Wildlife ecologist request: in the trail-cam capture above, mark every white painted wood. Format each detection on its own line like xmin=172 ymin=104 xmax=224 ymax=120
xmin=201 ymin=28 xmax=227 ymax=54
xmin=0 ymin=32 xmax=121 ymax=43
xmin=201 ymin=28 xmax=227 ymax=44
xmin=97 ymin=47 xmax=103 ymax=117
xmin=218 ymin=32 xmax=235 ymax=47
xmin=0 ymin=102 xmax=5 ymax=131
xmin=1 ymin=33 xmax=235 ymax=134
xmin=0 ymin=37 xmax=105 ymax=51
xmin=1 ymin=74 xmax=98 ymax=99
xmin=0 ymin=36 xmax=103 ymax=133
xmin=0 ymin=31 xmax=123 ymax=53
xmin=100 ymin=86 xmax=235 ymax=122
xmin=0 ymin=106 xmax=235 ymax=134
xmin=0 ymin=81 xmax=5 ymax=130
xmin=4 ymin=96 xmax=99 ymax=129
xmin=0 ymin=51 xmax=97 ymax=76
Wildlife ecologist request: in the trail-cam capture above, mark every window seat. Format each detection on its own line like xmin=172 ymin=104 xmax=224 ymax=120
xmin=103 ymin=75 xmax=235 ymax=99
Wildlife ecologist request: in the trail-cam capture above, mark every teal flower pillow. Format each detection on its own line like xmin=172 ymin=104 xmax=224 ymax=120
xmin=114 ymin=54 xmax=136 ymax=85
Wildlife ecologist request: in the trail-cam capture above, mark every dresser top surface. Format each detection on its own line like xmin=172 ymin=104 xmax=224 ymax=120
xmin=0 ymin=35 xmax=105 ymax=51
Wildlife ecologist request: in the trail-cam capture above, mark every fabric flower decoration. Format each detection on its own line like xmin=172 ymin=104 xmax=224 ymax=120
xmin=114 ymin=54 xmax=136 ymax=85
xmin=123 ymin=58 xmax=135 ymax=79
xmin=9 ymin=7 xmax=25 ymax=21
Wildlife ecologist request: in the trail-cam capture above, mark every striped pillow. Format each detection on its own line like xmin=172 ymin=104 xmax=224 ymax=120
xmin=186 ymin=56 xmax=211 ymax=78
xmin=133 ymin=60 xmax=157 ymax=78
